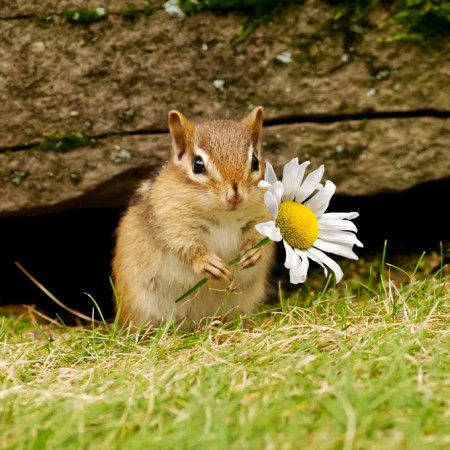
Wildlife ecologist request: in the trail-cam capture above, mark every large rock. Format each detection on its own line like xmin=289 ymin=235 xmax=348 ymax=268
xmin=1 ymin=117 xmax=448 ymax=217
xmin=0 ymin=0 xmax=449 ymax=216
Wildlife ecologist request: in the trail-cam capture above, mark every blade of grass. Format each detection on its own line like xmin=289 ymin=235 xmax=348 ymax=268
xmin=15 ymin=261 xmax=102 ymax=324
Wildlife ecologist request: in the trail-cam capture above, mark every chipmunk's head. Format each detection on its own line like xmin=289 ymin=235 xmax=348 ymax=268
xmin=168 ymin=107 xmax=266 ymax=212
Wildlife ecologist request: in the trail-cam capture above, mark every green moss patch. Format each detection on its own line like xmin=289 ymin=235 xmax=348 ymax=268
xmin=64 ymin=7 xmax=109 ymax=25
xmin=120 ymin=3 xmax=156 ymax=20
xmin=35 ymin=132 xmax=93 ymax=152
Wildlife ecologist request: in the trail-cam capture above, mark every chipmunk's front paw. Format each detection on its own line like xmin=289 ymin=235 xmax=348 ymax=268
xmin=236 ymin=241 xmax=264 ymax=270
xmin=193 ymin=252 xmax=231 ymax=281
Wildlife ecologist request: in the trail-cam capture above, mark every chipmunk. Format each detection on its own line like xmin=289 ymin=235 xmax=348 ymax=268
xmin=112 ymin=107 xmax=275 ymax=330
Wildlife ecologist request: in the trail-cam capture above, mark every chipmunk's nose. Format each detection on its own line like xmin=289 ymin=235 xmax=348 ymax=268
xmin=226 ymin=183 xmax=243 ymax=206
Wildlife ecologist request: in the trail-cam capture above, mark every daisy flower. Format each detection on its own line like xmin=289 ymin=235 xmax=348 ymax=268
xmin=256 ymin=158 xmax=363 ymax=284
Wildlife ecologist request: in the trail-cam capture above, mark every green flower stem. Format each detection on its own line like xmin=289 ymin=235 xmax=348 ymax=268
xmin=174 ymin=278 xmax=209 ymax=304
xmin=175 ymin=237 xmax=271 ymax=303
xmin=227 ymin=237 xmax=271 ymax=265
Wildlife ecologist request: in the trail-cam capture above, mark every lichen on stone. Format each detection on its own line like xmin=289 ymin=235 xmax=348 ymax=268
xmin=69 ymin=172 xmax=83 ymax=185
xmin=165 ymin=0 xmax=186 ymax=17
xmin=119 ymin=109 xmax=136 ymax=123
xmin=110 ymin=148 xmax=133 ymax=164
xmin=213 ymin=79 xmax=225 ymax=91
xmin=10 ymin=170 xmax=29 ymax=186
xmin=275 ymin=51 xmax=292 ymax=64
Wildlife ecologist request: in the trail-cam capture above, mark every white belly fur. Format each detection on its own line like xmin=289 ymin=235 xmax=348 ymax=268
xmin=145 ymin=211 xmax=267 ymax=328
xmin=207 ymin=214 xmax=247 ymax=261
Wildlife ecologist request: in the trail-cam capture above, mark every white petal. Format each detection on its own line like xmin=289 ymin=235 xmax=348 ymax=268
xmin=282 ymin=243 xmax=308 ymax=284
xmin=255 ymin=221 xmax=282 ymax=242
xmin=283 ymin=240 xmax=297 ymax=269
xmin=301 ymin=248 xmax=328 ymax=277
xmin=321 ymin=212 xmax=359 ymax=221
xmin=304 ymin=180 xmax=336 ymax=217
xmin=290 ymin=252 xmax=309 ymax=284
xmin=290 ymin=267 xmax=305 ymax=284
xmin=318 ymin=218 xmax=358 ymax=233
xmin=281 ymin=160 xmax=311 ymax=202
xmin=281 ymin=158 xmax=299 ymax=201
xmin=295 ymin=164 xmax=325 ymax=203
xmin=313 ymin=238 xmax=359 ymax=260
xmin=264 ymin=191 xmax=279 ymax=220
xmin=264 ymin=161 xmax=278 ymax=185
xmin=306 ymin=247 xmax=343 ymax=283
xmin=297 ymin=161 xmax=310 ymax=186
xmin=258 ymin=180 xmax=271 ymax=188
xmin=318 ymin=229 xmax=363 ymax=248
xmin=267 ymin=180 xmax=284 ymax=206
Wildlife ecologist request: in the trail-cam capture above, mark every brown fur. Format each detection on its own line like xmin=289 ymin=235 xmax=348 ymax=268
xmin=112 ymin=107 xmax=274 ymax=330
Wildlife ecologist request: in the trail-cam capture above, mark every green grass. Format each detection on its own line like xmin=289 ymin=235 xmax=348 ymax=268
xmin=380 ymin=0 xmax=450 ymax=44
xmin=325 ymin=0 xmax=450 ymax=44
xmin=178 ymin=0 xmax=449 ymax=44
xmin=177 ymin=0 xmax=305 ymax=44
xmin=1 ymin=256 xmax=449 ymax=449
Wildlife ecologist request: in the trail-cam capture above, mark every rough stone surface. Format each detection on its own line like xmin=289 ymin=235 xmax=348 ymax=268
xmin=1 ymin=117 xmax=448 ymax=217
xmin=266 ymin=118 xmax=450 ymax=196
xmin=0 ymin=0 xmax=449 ymax=216
xmin=0 ymin=1 xmax=166 ymax=17
xmin=1 ymin=2 xmax=449 ymax=149
xmin=0 ymin=134 xmax=169 ymax=216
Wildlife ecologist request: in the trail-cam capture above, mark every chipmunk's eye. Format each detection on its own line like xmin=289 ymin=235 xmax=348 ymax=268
xmin=251 ymin=155 xmax=259 ymax=172
xmin=193 ymin=156 xmax=206 ymax=174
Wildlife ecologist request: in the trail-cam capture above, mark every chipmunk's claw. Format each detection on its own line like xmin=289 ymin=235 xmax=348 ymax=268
xmin=196 ymin=253 xmax=231 ymax=281
xmin=236 ymin=242 xmax=263 ymax=270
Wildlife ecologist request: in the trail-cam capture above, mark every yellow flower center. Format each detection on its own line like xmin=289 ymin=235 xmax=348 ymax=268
xmin=275 ymin=201 xmax=319 ymax=250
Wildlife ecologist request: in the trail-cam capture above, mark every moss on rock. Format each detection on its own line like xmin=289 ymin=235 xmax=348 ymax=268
xmin=35 ymin=132 xmax=92 ymax=152
xmin=64 ymin=7 xmax=109 ymax=25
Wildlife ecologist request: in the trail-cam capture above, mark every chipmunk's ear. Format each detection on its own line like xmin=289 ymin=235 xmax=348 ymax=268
xmin=244 ymin=106 xmax=264 ymax=155
xmin=168 ymin=110 xmax=195 ymax=162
